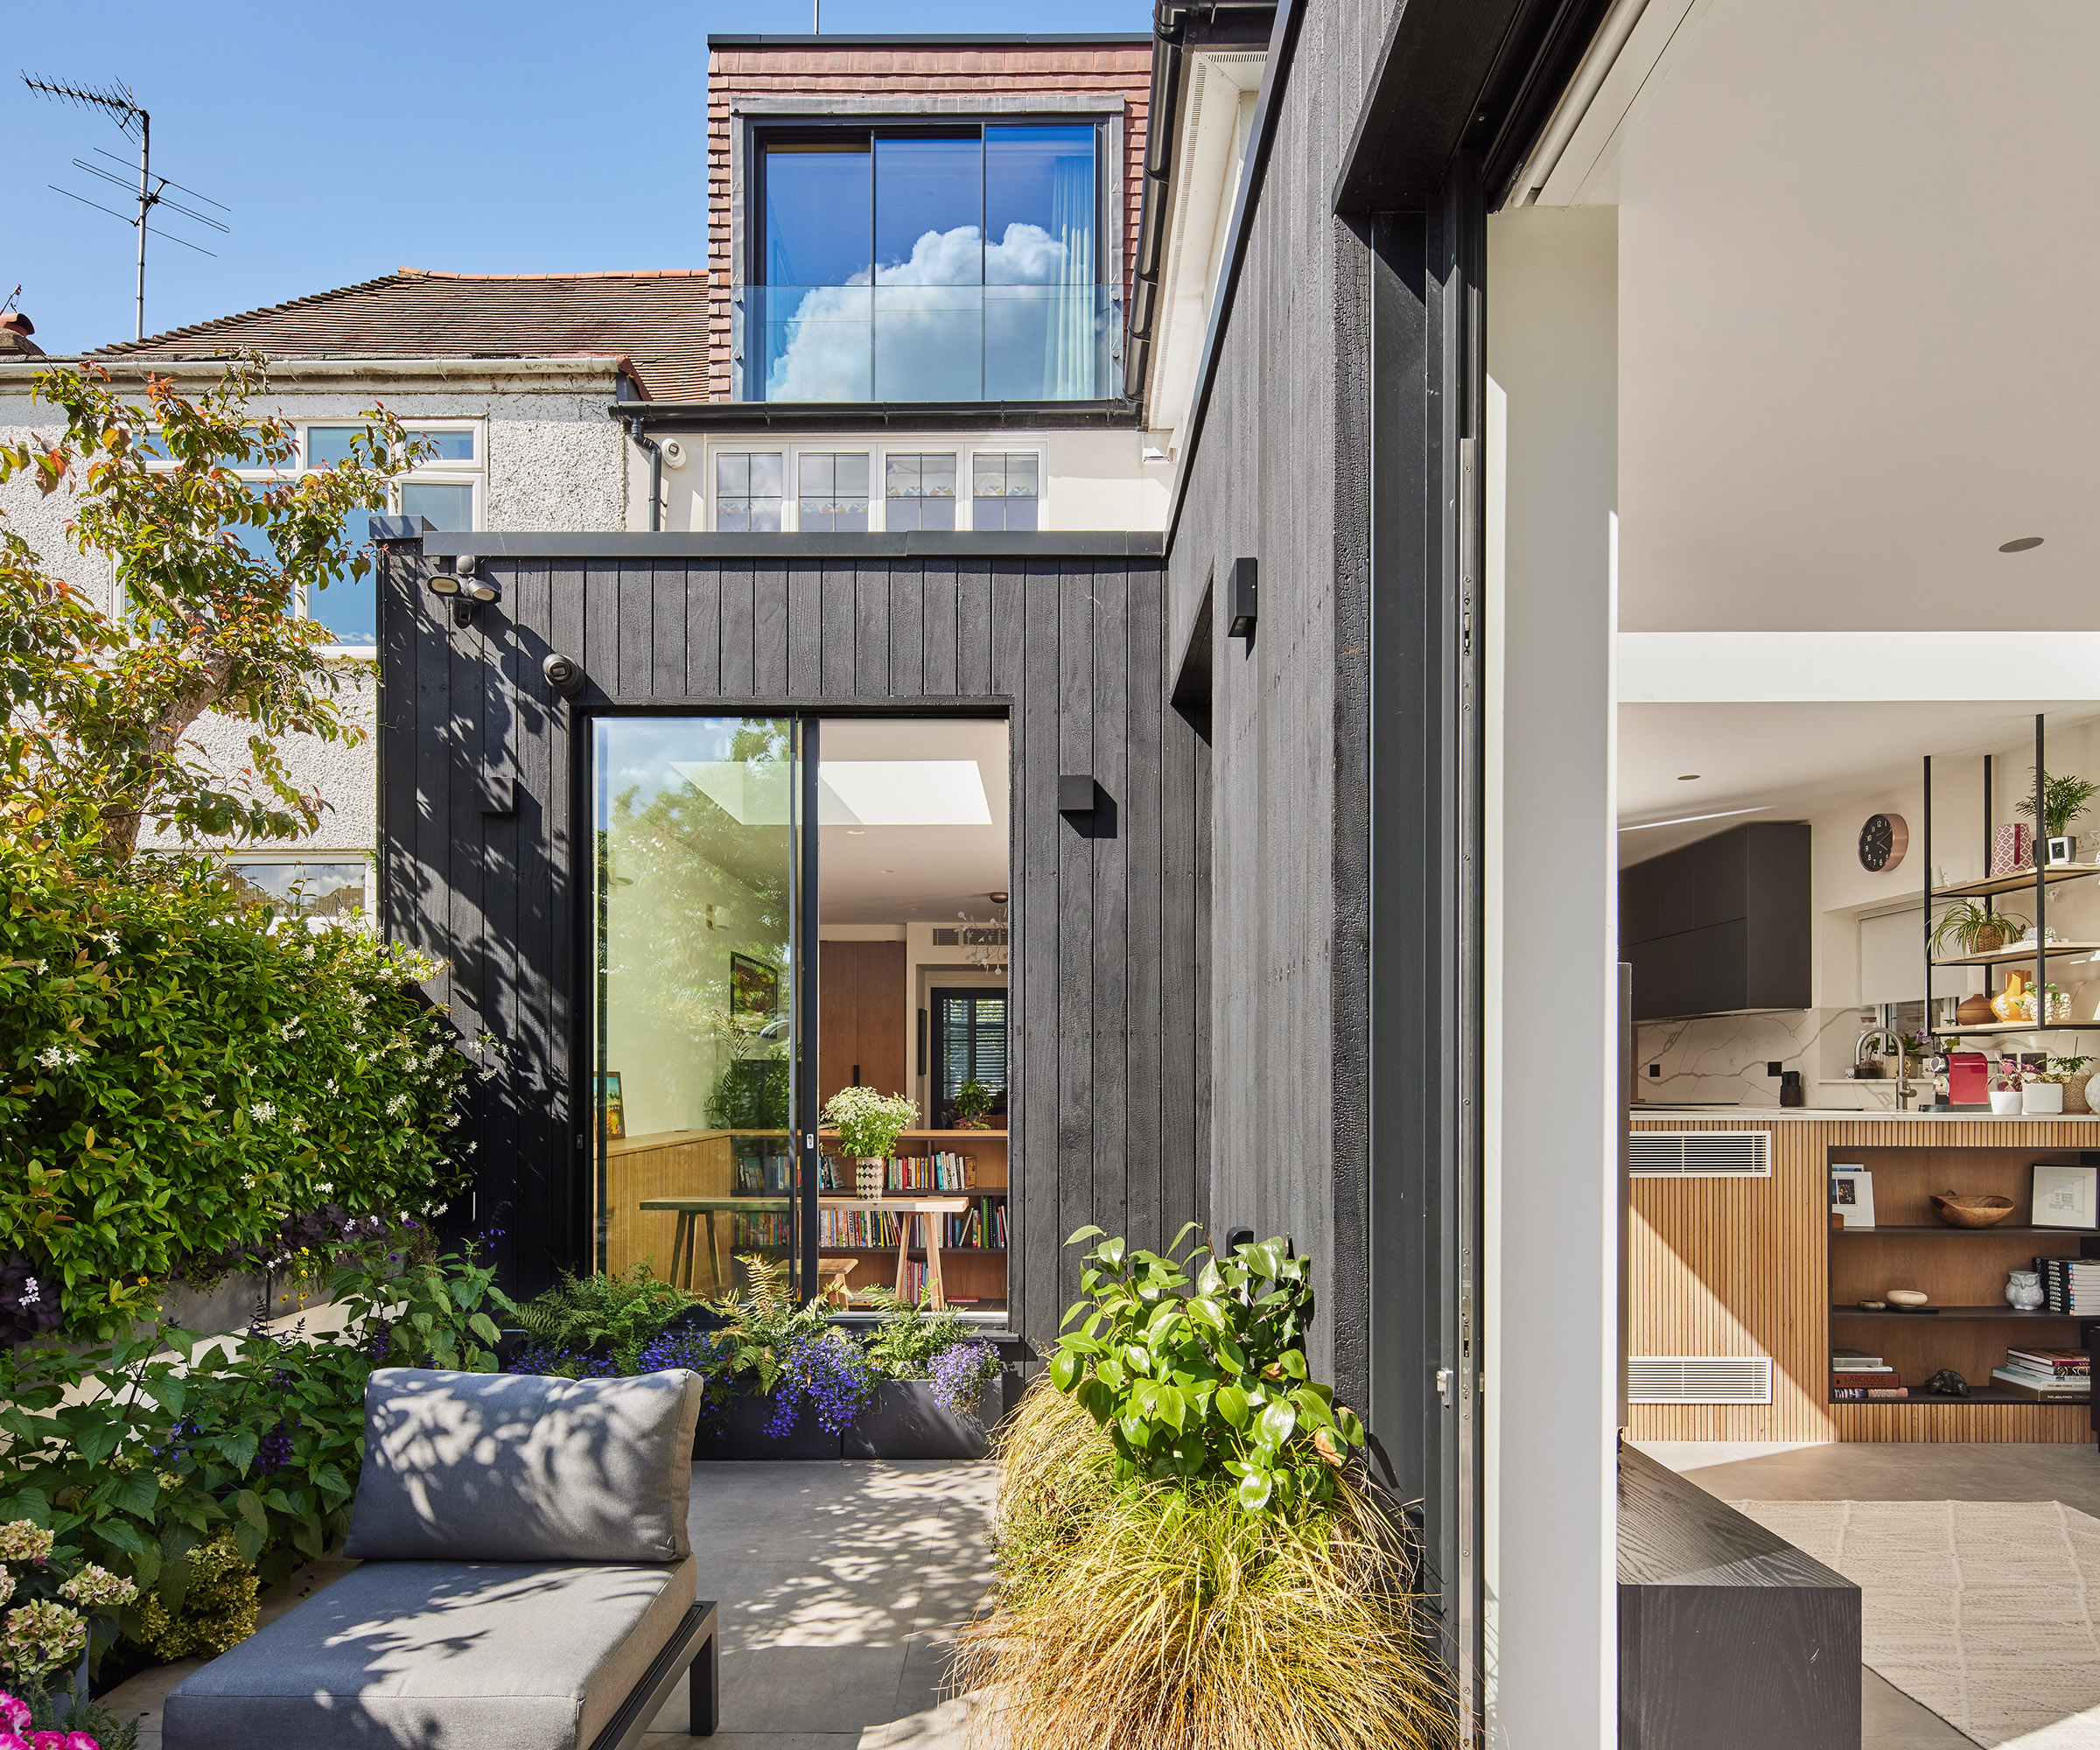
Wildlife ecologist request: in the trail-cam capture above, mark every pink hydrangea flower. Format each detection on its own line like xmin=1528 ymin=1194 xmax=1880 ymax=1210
xmin=0 ymin=1691 xmax=26 ymax=1731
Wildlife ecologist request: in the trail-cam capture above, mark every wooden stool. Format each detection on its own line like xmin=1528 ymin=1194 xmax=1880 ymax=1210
xmin=816 ymin=1257 xmax=858 ymax=1306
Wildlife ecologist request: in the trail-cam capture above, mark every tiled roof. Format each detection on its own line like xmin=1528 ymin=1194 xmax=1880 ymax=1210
xmin=91 ymin=270 xmax=714 ymax=399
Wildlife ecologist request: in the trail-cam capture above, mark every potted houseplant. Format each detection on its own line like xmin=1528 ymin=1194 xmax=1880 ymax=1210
xmin=2016 ymin=768 xmax=2100 ymax=864
xmin=951 ymin=1078 xmax=995 ymax=1130
xmin=821 ymin=1086 xmax=919 ymax=1198
xmin=1928 ymin=900 xmax=2028 ymax=960
xmin=2049 ymin=1054 xmax=2096 ymax=1114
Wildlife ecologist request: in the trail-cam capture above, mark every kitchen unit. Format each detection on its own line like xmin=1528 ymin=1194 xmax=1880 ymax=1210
xmin=1629 ymin=1110 xmax=2100 ymax=1445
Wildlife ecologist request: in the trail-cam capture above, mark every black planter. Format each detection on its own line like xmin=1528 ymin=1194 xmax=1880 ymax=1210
xmin=694 ymin=1388 xmax=844 ymax=1460
xmin=841 ymin=1378 xmax=995 ymax=1460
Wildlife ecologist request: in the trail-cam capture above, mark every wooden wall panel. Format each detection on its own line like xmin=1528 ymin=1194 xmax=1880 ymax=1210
xmin=379 ymin=546 xmax=1201 ymax=1346
xmin=1629 ymin=1116 xmax=2100 ymax=1446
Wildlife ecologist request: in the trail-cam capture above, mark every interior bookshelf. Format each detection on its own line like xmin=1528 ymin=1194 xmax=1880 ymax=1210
xmin=1923 ymin=717 xmax=2100 ymax=1036
xmin=816 ymin=1128 xmax=1009 ymax=1311
xmin=1826 ymin=1144 xmax=2093 ymax=1410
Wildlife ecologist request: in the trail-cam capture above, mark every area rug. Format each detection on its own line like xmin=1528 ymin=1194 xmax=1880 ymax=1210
xmin=1732 ymin=1500 xmax=2100 ymax=1747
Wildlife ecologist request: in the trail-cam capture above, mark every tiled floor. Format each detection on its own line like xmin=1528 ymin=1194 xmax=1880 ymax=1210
xmin=1642 ymin=1438 xmax=2100 ymax=1750
xmin=105 ymin=1460 xmax=997 ymax=1750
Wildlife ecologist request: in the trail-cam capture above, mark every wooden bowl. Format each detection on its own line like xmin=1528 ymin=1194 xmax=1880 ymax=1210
xmin=1931 ymin=1193 xmax=2016 ymax=1228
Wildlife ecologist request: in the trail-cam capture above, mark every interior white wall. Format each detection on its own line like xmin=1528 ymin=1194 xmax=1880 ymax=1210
xmin=1483 ymin=203 xmax=1620 ymax=1749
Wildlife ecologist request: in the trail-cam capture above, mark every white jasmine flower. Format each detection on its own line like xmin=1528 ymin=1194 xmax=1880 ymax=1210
xmin=384 ymin=1094 xmax=409 ymax=1116
xmin=35 ymin=1045 xmax=66 ymax=1070
xmin=248 ymin=1101 xmax=276 ymax=1123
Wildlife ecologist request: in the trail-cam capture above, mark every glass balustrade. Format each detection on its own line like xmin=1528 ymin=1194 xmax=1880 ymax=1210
xmin=734 ymin=284 xmax=1121 ymax=403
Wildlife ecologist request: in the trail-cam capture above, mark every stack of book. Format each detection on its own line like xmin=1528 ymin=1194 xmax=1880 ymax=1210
xmin=2038 ymin=1258 xmax=2100 ymax=1314
xmin=1991 ymin=1346 xmax=2091 ymax=1401
xmin=1831 ymin=1348 xmax=1906 ymax=1401
xmin=887 ymin=1152 xmax=978 ymax=1192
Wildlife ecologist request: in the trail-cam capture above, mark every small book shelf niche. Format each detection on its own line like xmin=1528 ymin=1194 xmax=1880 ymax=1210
xmin=1828 ymin=1144 xmax=2093 ymax=1409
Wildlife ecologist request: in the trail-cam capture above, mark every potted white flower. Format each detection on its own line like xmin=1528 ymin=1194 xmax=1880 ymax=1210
xmin=821 ymin=1087 xmax=919 ymax=1198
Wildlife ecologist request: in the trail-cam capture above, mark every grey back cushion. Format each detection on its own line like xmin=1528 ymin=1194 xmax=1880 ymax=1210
xmin=345 ymin=1368 xmax=704 ymax=1564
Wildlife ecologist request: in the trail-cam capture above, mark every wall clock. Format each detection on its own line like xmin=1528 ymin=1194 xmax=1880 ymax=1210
xmin=1858 ymin=812 xmax=1908 ymax=872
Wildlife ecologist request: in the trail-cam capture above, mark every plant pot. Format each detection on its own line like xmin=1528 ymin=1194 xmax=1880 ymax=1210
xmin=1971 ymin=926 xmax=2020 ymax=956
xmin=856 ymin=1158 xmax=886 ymax=1199
xmin=1991 ymin=1090 xmax=2023 ymax=1115
xmin=841 ymin=1378 xmax=995 ymax=1460
xmin=693 ymin=1388 xmax=844 ymax=1460
xmin=2067 ymin=1073 xmax=2093 ymax=1115
xmin=2024 ymin=1082 xmax=2065 ymax=1115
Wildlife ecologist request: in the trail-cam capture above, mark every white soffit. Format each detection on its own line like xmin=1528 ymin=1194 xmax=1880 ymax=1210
xmin=1620 ymin=632 xmax=2100 ymax=703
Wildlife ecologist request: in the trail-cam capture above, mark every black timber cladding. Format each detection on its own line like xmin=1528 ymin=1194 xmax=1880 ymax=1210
xmin=377 ymin=539 xmax=1205 ymax=1346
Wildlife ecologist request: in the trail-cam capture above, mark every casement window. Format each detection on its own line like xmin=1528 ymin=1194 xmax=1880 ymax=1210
xmin=971 ymin=453 xmax=1040 ymax=531
xmin=795 ymin=452 xmax=871 ymax=533
xmin=186 ymin=421 xmax=485 ymax=651
xmin=715 ymin=452 xmax=785 ymax=531
xmin=705 ymin=440 xmax=1044 ymax=533
xmin=883 ymin=453 xmax=957 ymax=531
xmin=747 ymin=122 xmax=1115 ymax=402
xmin=220 ymin=856 xmax=371 ymax=920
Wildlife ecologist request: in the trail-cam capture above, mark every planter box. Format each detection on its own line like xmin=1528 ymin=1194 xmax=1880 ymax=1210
xmin=694 ymin=1389 xmax=845 ymax=1460
xmin=842 ymin=1379 xmax=995 ymax=1460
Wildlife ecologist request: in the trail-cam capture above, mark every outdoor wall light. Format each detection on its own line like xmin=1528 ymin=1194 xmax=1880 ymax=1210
xmin=425 ymin=562 xmax=500 ymax=626
xmin=1058 ymin=775 xmax=1097 ymax=813
xmin=1226 ymin=556 xmax=1257 ymax=639
xmin=542 ymin=652 xmax=586 ymax=700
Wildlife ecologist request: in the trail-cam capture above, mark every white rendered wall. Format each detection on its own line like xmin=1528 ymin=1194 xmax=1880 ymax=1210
xmin=1482 ymin=203 xmax=1620 ymax=1750
xmin=0 ymin=370 xmax=629 ymax=858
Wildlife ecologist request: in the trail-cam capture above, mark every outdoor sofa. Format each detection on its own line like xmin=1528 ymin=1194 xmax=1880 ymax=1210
xmin=164 ymin=1366 xmax=719 ymax=1749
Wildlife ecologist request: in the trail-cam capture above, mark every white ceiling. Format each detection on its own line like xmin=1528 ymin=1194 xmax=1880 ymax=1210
xmin=817 ymin=718 xmax=1009 ymax=924
xmin=1600 ymin=0 xmax=2100 ymax=634
xmin=1618 ymin=702 xmax=2100 ymax=863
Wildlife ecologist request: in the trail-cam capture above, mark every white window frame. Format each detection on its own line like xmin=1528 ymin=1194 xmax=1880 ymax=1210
xmin=218 ymin=850 xmax=377 ymax=923
xmin=703 ymin=437 xmax=1050 ymax=534
xmin=145 ymin=418 xmax=487 ymax=656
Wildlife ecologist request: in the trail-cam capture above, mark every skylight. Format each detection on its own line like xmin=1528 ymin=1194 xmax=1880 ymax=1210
xmin=672 ymin=759 xmax=991 ymax=827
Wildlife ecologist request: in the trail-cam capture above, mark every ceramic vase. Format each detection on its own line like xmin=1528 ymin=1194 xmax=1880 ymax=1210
xmin=856 ymin=1158 xmax=886 ymax=1199
xmin=2024 ymin=1082 xmax=2066 ymax=1115
xmin=2006 ymin=1270 xmax=2044 ymax=1312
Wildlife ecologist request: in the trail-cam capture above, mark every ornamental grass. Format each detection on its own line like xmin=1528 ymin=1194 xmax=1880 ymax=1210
xmin=956 ymin=1383 xmax=1458 ymax=1750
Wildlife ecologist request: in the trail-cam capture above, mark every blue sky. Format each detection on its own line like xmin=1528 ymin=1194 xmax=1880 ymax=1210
xmin=4 ymin=1 xmax=1152 ymax=357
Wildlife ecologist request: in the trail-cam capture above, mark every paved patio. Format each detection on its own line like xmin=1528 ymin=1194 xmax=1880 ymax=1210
xmin=105 ymin=1460 xmax=999 ymax=1750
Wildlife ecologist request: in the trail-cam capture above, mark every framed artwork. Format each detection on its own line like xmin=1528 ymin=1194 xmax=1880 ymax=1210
xmin=1830 ymin=1164 xmax=1874 ymax=1228
xmin=596 ymin=1071 xmax=625 ymax=1142
xmin=2032 ymin=1162 xmax=2097 ymax=1229
xmin=730 ymin=952 xmax=780 ymax=1026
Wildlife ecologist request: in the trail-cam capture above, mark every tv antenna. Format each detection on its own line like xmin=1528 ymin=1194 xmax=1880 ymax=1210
xmin=21 ymin=74 xmax=231 ymax=343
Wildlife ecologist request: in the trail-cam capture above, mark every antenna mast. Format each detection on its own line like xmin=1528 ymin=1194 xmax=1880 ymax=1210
xmin=23 ymin=75 xmax=230 ymax=342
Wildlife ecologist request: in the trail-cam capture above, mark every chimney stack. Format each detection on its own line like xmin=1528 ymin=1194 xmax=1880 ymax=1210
xmin=0 ymin=313 xmax=41 ymax=359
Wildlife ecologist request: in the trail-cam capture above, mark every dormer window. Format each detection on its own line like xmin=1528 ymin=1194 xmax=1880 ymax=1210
xmin=745 ymin=122 xmax=1115 ymax=403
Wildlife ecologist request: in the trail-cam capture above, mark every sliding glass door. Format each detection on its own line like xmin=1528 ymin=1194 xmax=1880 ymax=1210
xmin=592 ymin=717 xmax=810 ymax=1298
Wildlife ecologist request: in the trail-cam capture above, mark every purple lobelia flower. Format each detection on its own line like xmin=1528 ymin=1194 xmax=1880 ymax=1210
xmin=763 ymin=1333 xmax=874 ymax=1438
xmin=924 ymin=1340 xmax=1001 ymax=1417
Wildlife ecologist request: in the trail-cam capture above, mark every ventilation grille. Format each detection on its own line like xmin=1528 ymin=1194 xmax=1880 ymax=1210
xmin=932 ymin=927 xmax=1009 ymax=948
xmin=1628 ymin=1356 xmax=1774 ymax=1404
xmin=1629 ymin=1130 xmax=1771 ymax=1178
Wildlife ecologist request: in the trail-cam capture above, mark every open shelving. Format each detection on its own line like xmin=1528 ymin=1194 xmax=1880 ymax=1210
xmin=1923 ymin=717 xmax=2100 ymax=1037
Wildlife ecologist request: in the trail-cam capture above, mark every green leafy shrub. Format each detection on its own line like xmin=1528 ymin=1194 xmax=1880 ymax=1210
xmin=513 ymin=1264 xmax=692 ymax=1374
xmin=0 ymin=837 xmax=474 ymax=1334
xmin=0 ymin=1242 xmax=512 ymax=1658
xmin=1047 ymin=1226 xmax=1365 ymax=1516
xmin=135 ymin=1531 xmax=256 ymax=1661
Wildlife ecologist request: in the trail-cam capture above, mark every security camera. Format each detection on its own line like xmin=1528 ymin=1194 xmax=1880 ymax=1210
xmin=660 ymin=438 xmax=690 ymax=470
xmin=542 ymin=652 xmax=586 ymax=700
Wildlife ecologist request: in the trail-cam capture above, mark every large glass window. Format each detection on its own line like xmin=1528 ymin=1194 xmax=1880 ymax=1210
xmin=592 ymin=718 xmax=804 ymax=1295
xmin=752 ymin=122 xmax=1111 ymax=402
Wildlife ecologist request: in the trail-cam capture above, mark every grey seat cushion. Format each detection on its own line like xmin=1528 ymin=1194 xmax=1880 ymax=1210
xmin=345 ymin=1368 xmax=704 ymax=1563
xmin=163 ymin=1554 xmax=697 ymax=1750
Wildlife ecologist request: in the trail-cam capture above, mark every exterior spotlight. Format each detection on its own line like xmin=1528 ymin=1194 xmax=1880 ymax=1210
xmin=461 ymin=578 xmax=500 ymax=605
xmin=1226 ymin=556 xmax=1257 ymax=639
xmin=426 ymin=570 xmax=460 ymax=598
xmin=542 ymin=652 xmax=586 ymax=699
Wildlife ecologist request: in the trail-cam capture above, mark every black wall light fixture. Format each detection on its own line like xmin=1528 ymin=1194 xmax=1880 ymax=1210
xmin=1226 ymin=556 xmax=1257 ymax=638
xmin=1058 ymin=774 xmax=1097 ymax=813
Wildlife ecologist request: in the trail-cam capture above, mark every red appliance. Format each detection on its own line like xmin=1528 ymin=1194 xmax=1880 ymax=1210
xmin=1947 ymin=1050 xmax=1989 ymax=1106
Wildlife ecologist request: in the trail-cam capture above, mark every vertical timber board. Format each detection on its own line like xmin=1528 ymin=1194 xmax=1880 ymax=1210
xmin=756 ymin=560 xmax=795 ymax=700
xmin=987 ymin=560 xmax=1028 ymax=1330
xmin=888 ymin=559 xmax=925 ymax=699
xmin=1089 ymin=560 xmax=1130 ymax=1252
xmin=854 ymin=560 xmax=890 ymax=701
xmin=684 ymin=564 xmax=721 ymax=701
xmin=548 ymin=562 xmax=584 ymax=1284
xmin=922 ymin=558 xmax=959 ymax=696
xmin=651 ymin=565 xmax=685 ymax=700
xmin=507 ymin=558 xmax=559 ymax=1291
xmin=822 ymin=561 xmax=859 ymax=699
xmin=1057 ymin=560 xmax=1096 ymax=1317
xmin=1016 ymin=559 xmax=1063 ymax=1340
xmin=617 ymin=563 xmax=656 ymax=699
xmin=956 ymin=556 xmax=993 ymax=699
xmin=720 ymin=562 xmax=755 ymax=700
xmin=1123 ymin=565 xmax=1166 ymax=1259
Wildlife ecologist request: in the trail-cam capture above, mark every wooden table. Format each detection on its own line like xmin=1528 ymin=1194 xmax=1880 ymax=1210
xmin=639 ymin=1197 xmax=790 ymax=1292
xmin=819 ymin=1195 xmax=971 ymax=1310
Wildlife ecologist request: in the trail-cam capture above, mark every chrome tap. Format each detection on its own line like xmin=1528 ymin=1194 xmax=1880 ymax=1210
xmin=1856 ymin=1027 xmax=1914 ymax=1110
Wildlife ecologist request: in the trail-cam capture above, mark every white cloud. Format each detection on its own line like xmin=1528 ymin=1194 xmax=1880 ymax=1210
xmin=763 ymin=224 xmax=1081 ymax=402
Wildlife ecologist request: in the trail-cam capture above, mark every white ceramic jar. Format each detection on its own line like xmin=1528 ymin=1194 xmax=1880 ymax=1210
xmin=1991 ymin=1089 xmax=2024 ymax=1115
xmin=2024 ymin=1082 xmax=2066 ymax=1115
